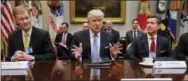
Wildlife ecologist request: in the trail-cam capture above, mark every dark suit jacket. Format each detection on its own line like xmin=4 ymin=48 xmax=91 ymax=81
xmin=175 ymin=33 xmax=188 ymax=60
xmin=55 ymin=32 xmax=73 ymax=59
xmin=125 ymin=30 xmax=143 ymax=43
xmin=7 ymin=27 xmax=55 ymax=61
xmin=104 ymin=29 xmax=120 ymax=43
xmin=71 ymin=29 xmax=114 ymax=62
xmin=128 ymin=34 xmax=175 ymax=61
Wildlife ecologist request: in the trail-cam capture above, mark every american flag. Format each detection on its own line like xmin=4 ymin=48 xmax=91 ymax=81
xmin=1 ymin=0 xmax=15 ymax=44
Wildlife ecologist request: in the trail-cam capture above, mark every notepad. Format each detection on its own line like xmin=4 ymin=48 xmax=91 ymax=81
xmin=1 ymin=61 xmax=29 ymax=70
xmin=1 ymin=69 xmax=28 ymax=75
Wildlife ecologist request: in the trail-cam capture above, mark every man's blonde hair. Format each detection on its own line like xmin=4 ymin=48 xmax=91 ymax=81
xmin=13 ymin=4 xmax=30 ymax=17
xmin=87 ymin=9 xmax=104 ymax=22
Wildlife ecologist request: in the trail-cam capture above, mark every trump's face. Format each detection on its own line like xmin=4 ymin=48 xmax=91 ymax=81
xmin=88 ymin=15 xmax=103 ymax=34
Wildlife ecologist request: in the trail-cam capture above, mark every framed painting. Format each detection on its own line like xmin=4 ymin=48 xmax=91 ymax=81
xmin=70 ymin=0 xmax=126 ymax=24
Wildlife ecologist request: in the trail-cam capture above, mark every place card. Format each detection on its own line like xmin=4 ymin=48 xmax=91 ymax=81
xmin=153 ymin=68 xmax=186 ymax=74
xmin=153 ymin=61 xmax=187 ymax=68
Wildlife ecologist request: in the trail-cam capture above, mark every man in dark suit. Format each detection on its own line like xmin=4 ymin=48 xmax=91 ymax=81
xmin=7 ymin=4 xmax=55 ymax=61
xmin=71 ymin=9 xmax=122 ymax=63
xmin=55 ymin=22 xmax=73 ymax=59
xmin=104 ymin=20 xmax=120 ymax=43
xmin=126 ymin=19 xmax=144 ymax=44
xmin=175 ymin=32 xmax=188 ymax=60
xmin=128 ymin=15 xmax=175 ymax=61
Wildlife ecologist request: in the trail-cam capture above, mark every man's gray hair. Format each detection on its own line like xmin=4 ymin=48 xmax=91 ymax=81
xmin=87 ymin=9 xmax=104 ymax=21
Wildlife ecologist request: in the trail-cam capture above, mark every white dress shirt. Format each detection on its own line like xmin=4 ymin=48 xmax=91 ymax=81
xmin=62 ymin=32 xmax=68 ymax=43
xmin=147 ymin=34 xmax=157 ymax=57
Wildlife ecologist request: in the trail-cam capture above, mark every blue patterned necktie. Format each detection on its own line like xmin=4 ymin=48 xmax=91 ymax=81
xmin=92 ymin=35 xmax=101 ymax=63
xmin=91 ymin=35 xmax=100 ymax=77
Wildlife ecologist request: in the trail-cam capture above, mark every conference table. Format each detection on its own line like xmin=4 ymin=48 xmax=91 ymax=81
xmin=1 ymin=59 xmax=188 ymax=81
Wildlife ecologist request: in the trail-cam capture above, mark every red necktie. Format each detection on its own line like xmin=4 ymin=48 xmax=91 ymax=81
xmin=150 ymin=37 xmax=156 ymax=52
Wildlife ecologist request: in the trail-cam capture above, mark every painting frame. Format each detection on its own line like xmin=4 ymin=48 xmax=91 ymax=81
xmin=70 ymin=0 xmax=126 ymax=24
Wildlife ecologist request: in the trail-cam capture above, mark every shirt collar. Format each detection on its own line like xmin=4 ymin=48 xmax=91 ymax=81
xmin=132 ymin=29 xmax=138 ymax=32
xmin=147 ymin=34 xmax=157 ymax=39
xmin=89 ymin=29 xmax=100 ymax=37
xmin=22 ymin=26 xmax=32 ymax=36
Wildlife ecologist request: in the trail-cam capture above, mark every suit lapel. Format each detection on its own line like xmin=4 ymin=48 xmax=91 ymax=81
xmin=86 ymin=30 xmax=91 ymax=48
xmin=130 ymin=30 xmax=133 ymax=40
xmin=85 ymin=30 xmax=91 ymax=56
xmin=100 ymin=31 xmax=107 ymax=57
xmin=29 ymin=27 xmax=36 ymax=50
xmin=144 ymin=35 xmax=149 ymax=55
xmin=156 ymin=36 xmax=161 ymax=56
xmin=137 ymin=31 xmax=141 ymax=37
xmin=66 ymin=33 xmax=69 ymax=44
xmin=17 ymin=30 xmax=25 ymax=51
xmin=59 ymin=33 xmax=63 ymax=42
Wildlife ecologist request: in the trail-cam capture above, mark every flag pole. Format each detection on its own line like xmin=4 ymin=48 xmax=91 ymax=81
xmin=177 ymin=0 xmax=186 ymax=39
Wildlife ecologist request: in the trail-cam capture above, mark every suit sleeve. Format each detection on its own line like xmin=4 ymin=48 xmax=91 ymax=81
xmin=33 ymin=32 xmax=56 ymax=60
xmin=125 ymin=32 xmax=131 ymax=44
xmin=126 ymin=39 xmax=142 ymax=62
xmin=165 ymin=38 xmax=176 ymax=59
xmin=67 ymin=34 xmax=73 ymax=50
xmin=7 ymin=35 xmax=15 ymax=61
xmin=116 ymin=31 xmax=120 ymax=43
xmin=55 ymin=33 xmax=61 ymax=43
xmin=175 ymin=35 xmax=186 ymax=60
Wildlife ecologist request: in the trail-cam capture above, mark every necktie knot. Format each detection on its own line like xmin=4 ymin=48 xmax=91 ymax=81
xmin=150 ymin=37 xmax=155 ymax=40
xmin=93 ymin=34 xmax=98 ymax=37
xmin=24 ymin=32 xmax=29 ymax=37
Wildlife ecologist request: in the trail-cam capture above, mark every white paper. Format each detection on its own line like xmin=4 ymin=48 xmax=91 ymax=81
xmin=153 ymin=68 xmax=186 ymax=74
xmin=1 ymin=61 xmax=29 ymax=70
xmin=121 ymin=78 xmax=172 ymax=81
xmin=1 ymin=69 xmax=28 ymax=75
xmin=153 ymin=61 xmax=187 ymax=68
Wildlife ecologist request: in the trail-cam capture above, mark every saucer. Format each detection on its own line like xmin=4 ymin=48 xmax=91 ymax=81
xmin=139 ymin=62 xmax=154 ymax=67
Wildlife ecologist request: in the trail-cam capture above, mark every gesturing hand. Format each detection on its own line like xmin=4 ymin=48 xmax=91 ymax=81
xmin=71 ymin=43 xmax=83 ymax=59
xmin=109 ymin=42 xmax=123 ymax=56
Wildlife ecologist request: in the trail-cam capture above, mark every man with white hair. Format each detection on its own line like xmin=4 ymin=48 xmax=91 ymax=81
xmin=71 ymin=9 xmax=122 ymax=63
